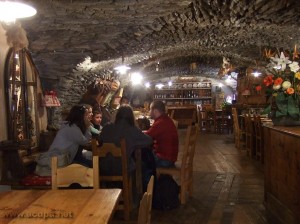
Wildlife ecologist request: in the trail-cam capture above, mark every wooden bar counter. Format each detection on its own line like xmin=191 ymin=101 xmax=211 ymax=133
xmin=263 ymin=123 xmax=300 ymax=224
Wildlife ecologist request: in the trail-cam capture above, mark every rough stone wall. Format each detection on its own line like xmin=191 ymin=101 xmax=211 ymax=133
xmin=20 ymin=0 xmax=300 ymax=83
xmin=15 ymin=0 xmax=300 ymax=125
xmin=52 ymin=57 xmax=112 ymax=126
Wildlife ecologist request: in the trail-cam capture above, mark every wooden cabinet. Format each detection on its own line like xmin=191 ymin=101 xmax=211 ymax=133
xmin=167 ymin=105 xmax=197 ymax=127
xmin=263 ymin=124 xmax=300 ymax=224
xmin=152 ymin=81 xmax=212 ymax=106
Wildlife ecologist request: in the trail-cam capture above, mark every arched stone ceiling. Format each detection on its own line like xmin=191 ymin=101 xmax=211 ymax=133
xmin=19 ymin=0 xmax=300 ymax=83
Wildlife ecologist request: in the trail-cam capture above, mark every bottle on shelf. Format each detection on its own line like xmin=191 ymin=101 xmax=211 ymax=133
xmin=152 ymin=81 xmax=212 ymax=105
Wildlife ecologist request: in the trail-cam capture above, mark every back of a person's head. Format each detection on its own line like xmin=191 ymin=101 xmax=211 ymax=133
xmin=66 ymin=105 xmax=86 ymax=133
xmin=120 ymin=96 xmax=130 ymax=105
xmin=115 ymin=105 xmax=135 ymax=126
xmin=151 ymin=100 xmax=166 ymax=114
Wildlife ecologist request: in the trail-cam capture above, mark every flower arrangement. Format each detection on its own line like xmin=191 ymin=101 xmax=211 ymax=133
xmin=263 ymin=51 xmax=300 ymax=122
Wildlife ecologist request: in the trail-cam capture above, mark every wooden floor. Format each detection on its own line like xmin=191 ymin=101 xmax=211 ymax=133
xmin=112 ymin=130 xmax=268 ymax=224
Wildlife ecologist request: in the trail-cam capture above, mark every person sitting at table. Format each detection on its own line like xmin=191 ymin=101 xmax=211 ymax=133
xmin=82 ymin=107 xmax=104 ymax=161
xmin=35 ymin=104 xmax=93 ymax=176
xmin=119 ymin=96 xmax=130 ymax=106
xmin=145 ymin=100 xmax=179 ymax=168
xmin=98 ymin=105 xmax=153 ymax=175
xmin=111 ymin=96 xmax=131 ymax=123
xmin=79 ymin=79 xmax=112 ymax=126
xmin=90 ymin=108 xmax=103 ymax=138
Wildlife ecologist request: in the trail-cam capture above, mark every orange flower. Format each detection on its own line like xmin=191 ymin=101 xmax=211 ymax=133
xmin=256 ymin=85 xmax=262 ymax=91
xmin=274 ymin=77 xmax=283 ymax=86
xmin=263 ymin=75 xmax=274 ymax=86
xmin=295 ymin=72 xmax=300 ymax=80
xmin=286 ymin=87 xmax=295 ymax=95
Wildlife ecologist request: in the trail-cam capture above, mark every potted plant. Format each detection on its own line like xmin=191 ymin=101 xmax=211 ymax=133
xmin=263 ymin=52 xmax=300 ymax=126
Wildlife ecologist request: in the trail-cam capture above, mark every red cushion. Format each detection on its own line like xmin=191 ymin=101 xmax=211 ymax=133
xmin=20 ymin=174 xmax=51 ymax=186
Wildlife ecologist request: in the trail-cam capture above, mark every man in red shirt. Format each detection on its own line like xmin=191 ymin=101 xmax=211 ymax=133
xmin=145 ymin=100 xmax=179 ymax=167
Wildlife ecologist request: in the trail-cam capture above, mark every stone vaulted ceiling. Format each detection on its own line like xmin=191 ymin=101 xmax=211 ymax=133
xmin=19 ymin=0 xmax=300 ymax=84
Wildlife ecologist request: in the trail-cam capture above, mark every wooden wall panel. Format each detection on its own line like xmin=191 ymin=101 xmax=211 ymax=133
xmin=264 ymin=125 xmax=300 ymax=224
xmin=237 ymin=75 xmax=267 ymax=106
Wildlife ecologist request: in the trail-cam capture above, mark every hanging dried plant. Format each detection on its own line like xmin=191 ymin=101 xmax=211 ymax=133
xmin=2 ymin=21 xmax=28 ymax=50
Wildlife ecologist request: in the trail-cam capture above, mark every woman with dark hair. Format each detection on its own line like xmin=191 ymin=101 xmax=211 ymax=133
xmin=99 ymin=105 xmax=153 ymax=175
xmin=35 ymin=105 xmax=92 ymax=176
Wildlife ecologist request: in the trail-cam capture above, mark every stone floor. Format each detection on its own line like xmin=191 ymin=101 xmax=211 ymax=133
xmin=112 ymin=130 xmax=268 ymax=224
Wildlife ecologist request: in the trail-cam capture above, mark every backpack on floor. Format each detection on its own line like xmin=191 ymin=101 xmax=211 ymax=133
xmin=153 ymin=174 xmax=180 ymax=210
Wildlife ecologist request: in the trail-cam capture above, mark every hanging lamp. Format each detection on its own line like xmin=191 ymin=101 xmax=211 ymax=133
xmin=0 ymin=1 xmax=36 ymax=23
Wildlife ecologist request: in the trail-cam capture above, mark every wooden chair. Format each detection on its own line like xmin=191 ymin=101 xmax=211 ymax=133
xmin=170 ymin=109 xmax=175 ymax=119
xmin=215 ymin=109 xmax=232 ymax=134
xmin=199 ymin=106 xmax=216 ymax=134
xmin=137 ymin=175 xmax=154 ymax=224
xmin=172 ymin=119 xmax=179 ymax=129
xmin=146 ymin=175 xmax=154 ymax=223
xmin=156 ymin=124 xmax=198 ymax=204
xmin=51 ymin=156 xmax=99 ymax=190
xmin=137 ymin=192 xmax=151 ymax=224
xmin=91 ymin=138 xmax=131 ymax=221
xmin=232 ymin=108 xmax=246 ymax=150
xmin=253 ymin=115 xmax=264 ymax=163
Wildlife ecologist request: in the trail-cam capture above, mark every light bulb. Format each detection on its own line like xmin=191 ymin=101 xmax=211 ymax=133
xmin=0 ymin=2 xmax=36 ymax=22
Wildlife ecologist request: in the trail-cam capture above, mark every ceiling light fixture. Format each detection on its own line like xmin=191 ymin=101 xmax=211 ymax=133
xmin=131 ymin=72 xmax=143 ymax=85
xmin=145 ymin=82 xmax=151 ymax=88
xmin=156 ymin=83 xmax=164 ymax=89
xmin=0 ymin=1 xmax=37 ymax=23
xmin=113 ymin=55 xmax=131 ymax=75
xmin=251 ymin=60 xmax=262 ymax=77
xmin=156 ymin=61 xmax=159 ymax=72
xmin=251 ymin=71 xmax=262 ymax=77
xmin=113 ymin=65 xmax=131 ymax=75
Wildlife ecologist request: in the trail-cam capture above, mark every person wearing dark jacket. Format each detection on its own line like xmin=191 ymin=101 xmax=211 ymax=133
xmin=98 ymin=105 xmax=153 ymax=175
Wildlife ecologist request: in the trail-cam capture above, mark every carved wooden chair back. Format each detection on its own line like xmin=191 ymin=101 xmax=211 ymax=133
xmin=51 ymin=156 xmax=99 ymax=190
xmin=91 ymin=138 xmax=131 ymax=221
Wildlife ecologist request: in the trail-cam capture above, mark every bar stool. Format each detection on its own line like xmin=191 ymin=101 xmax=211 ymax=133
xmin=199 ymin=107 xmax=216 ymax=134
xmin=232 ymin=108 xmax=246 ymax=150
xmin=215 ymin=109 xmax=232 ymax=134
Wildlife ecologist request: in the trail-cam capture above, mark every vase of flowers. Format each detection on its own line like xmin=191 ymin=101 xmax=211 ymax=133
xmin=263 ymin=52 xmax=300 ymax=126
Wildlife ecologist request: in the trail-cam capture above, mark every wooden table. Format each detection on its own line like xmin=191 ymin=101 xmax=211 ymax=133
xmin=0 ymin=189 xmax=121 ymax=224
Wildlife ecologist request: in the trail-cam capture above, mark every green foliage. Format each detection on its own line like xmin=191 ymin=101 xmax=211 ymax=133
xmin=221 ymin=101 xmax=232 ymax=109
xmin=274 ymin=92 xmax=300 ymax=119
